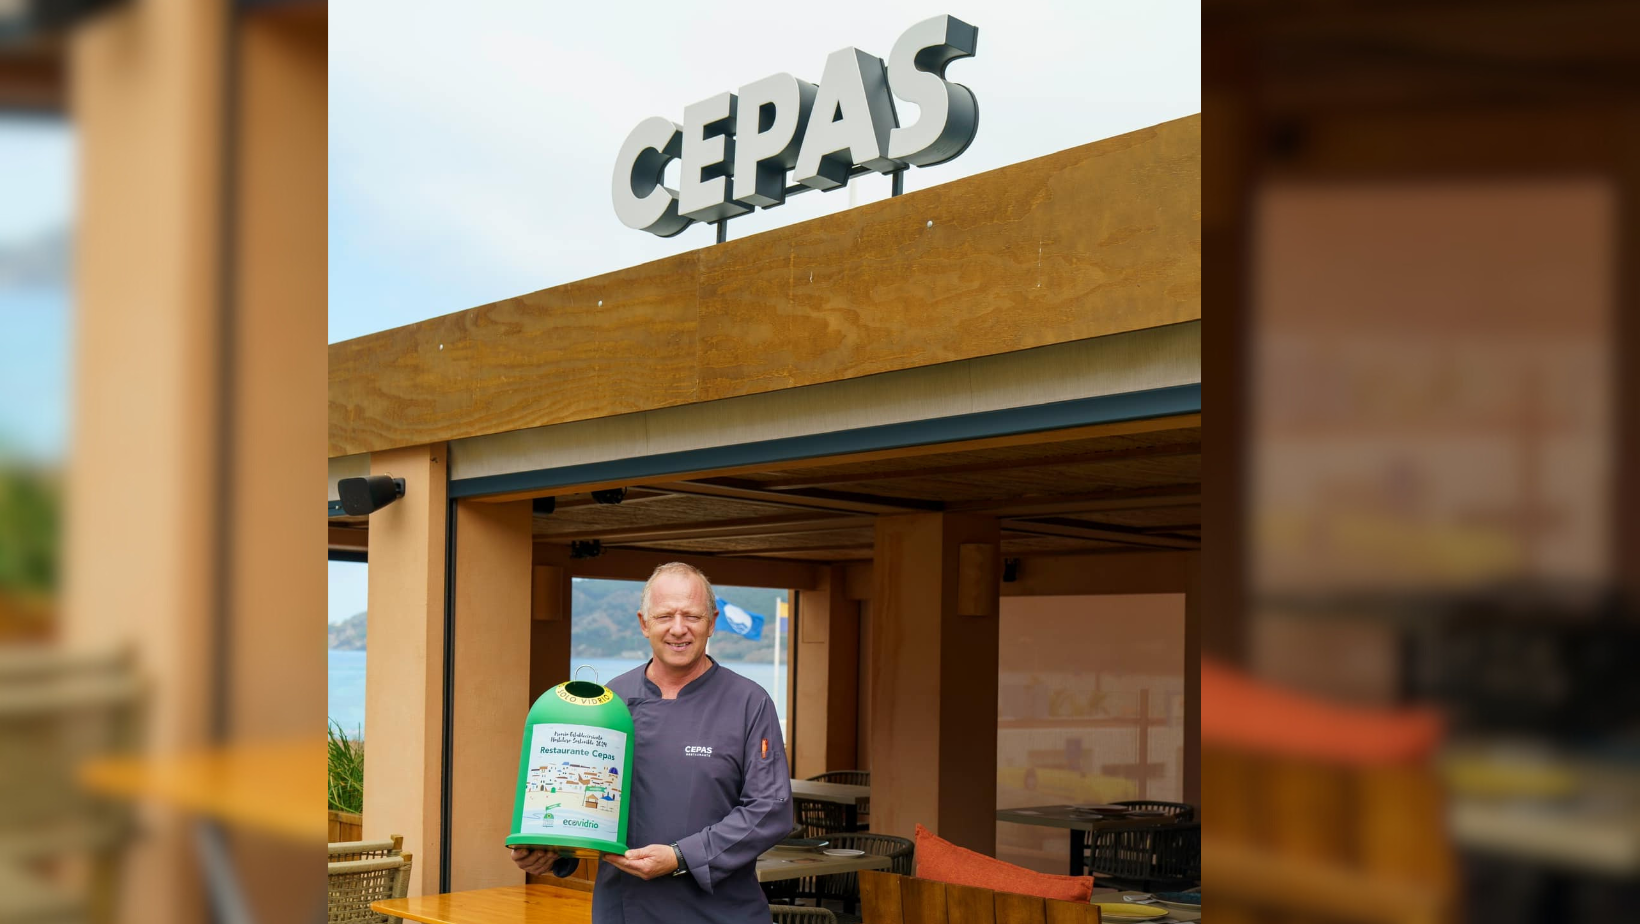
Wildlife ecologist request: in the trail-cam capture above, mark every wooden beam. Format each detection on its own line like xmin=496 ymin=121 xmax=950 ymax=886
xmin=684 ymin=540 xmax=875 ymax=557
xmin=533 ymin=544 xmax=821 ymax=591
xmin=329 ymin=115 xmax=1200 ymax=457
xmin=758 ymin=442 xmax=1200 ymax=490
xmin=952 ymin=484 xmax=1202 ymax=517
xmin=643 ymin=479 xmax=938 ymax=515
xmin=538 ymin=512 xmax=872 ymax=545
xmin=546 ymin=489 xmax=673 ymax=510
xmin=328 ymin=526 xmax=367 ymax=551
xmin=1003 ymin=518 xmax=1201 ymax=550
xmin=472 ymin=414 xmax=1201 ymax=506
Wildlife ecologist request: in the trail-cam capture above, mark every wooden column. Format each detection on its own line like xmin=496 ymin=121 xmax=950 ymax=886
xmin=870 ymin=514 xmax=1001 ymax=852
xmin=794 ymin=566 xmax=859 ymax=778
xmin=449 ymin=499 xmax=534 ymax=890
xmin=530 ymin=564 xmax=573 ymax=701
xmin=363 ymin=445 xmax=449 ymax=896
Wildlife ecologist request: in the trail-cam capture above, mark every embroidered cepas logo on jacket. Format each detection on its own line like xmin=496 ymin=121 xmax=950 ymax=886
xmin=684 ymin=745 xmax=714 ymax=757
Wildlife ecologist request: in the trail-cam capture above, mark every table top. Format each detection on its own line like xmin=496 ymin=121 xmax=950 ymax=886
xmin=996 ymin=804 xmax=1182 ymax=832
xmin=372 ymin=851 xmax=890 ymax=924
xmin=373 ymin=884 xmax=592 ymax=924
xmin=756 ymin=845 xmax=892 ymax=882
xmin=78 ymin=738 xmax=324 ymax=841
xmin=788 ymin=778 xmax=870 ymax=805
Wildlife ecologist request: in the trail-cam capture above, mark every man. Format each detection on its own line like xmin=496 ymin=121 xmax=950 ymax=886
xmin=511 ymin=562 xmax=793 ymax=924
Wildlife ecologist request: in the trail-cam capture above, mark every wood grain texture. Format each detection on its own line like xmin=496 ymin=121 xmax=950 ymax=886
xmin=1045 ymin=899 xmax=1100 ymax=924
xmin=330 ymin=115 xmax=1200 ymax=457
xmin=993 ymin=890 xmax=1045 ymax=924
xmin=371 ymin=883 xmax=593 ymax=924
xmin=946 ymin=882 xmax=997 ymax=924
xmin=902 ymin=875 xmax=950 ymax=924
xmin=861 ymin=869 xmax=904 ymax=924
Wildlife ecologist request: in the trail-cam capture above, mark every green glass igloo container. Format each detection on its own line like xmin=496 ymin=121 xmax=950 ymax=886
xmin=505 ymin=679 xmax=634 ymax=857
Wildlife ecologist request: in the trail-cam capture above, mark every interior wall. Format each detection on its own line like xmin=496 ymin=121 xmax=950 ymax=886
xmin=996 ymin=593 xmax=1187 ymax=873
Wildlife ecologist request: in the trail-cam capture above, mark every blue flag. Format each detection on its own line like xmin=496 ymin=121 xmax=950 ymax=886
xmin=716 ymin=597 xmax=765 ymax=641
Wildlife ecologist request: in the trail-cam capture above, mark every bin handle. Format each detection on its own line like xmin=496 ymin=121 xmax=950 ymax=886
xmin=573 ymin=664 xmax=600 ymax=684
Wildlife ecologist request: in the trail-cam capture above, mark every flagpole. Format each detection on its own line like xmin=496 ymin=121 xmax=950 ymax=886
xmin=774 ymin=599 xmax=786 ymax=738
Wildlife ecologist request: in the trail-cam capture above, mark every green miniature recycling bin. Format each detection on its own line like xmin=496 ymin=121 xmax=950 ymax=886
xmin=505 ymin=678 xmax=634 ymax=858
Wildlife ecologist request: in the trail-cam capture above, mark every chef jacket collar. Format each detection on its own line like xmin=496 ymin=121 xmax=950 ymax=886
xmin=639 ymin=655 xmax=720 ymax=699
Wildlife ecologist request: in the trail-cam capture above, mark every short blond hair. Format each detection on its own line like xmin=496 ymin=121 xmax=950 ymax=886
xmin=640 ymin=562 xmax=716 ymax=617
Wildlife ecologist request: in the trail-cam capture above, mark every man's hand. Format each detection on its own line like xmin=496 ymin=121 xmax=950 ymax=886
xmin=602 ymin=843 xmax=679 ymax=881
xmin=509 ymin=847 xmax=566 ymax=877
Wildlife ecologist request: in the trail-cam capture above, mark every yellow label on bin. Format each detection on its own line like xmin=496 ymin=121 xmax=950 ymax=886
xmin=556 ymin=686 xmax=614 ymax=706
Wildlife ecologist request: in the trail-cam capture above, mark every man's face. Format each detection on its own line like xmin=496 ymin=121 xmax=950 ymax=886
xmin=638 ymin=572 xmax=716 ymax=672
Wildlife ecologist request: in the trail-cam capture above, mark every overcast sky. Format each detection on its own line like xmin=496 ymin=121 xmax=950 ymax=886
xmin=329 ymin=0 xmax=1200 ymax=343
xmin=0 ymin=117 xmax=74 ymax=462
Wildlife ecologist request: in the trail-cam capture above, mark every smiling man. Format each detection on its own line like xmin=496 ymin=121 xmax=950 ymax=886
xmin=511 ymin=562 xmax=793 ymax=924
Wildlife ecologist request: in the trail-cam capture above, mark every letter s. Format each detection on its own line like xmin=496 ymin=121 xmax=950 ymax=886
xmin=886 ymin=15 xmax=978 ymax=166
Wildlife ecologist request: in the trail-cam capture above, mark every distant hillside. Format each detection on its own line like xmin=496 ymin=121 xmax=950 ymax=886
xmin=329 ymin=611 xmax=367 ymax=650
xmin=326 ymin=581 xmax=787 ymax=660
xmin=572 ymin=579 xmax=787 ymax=662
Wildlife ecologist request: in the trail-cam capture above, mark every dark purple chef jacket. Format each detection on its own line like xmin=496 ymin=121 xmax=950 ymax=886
xmin=593 ymin=657 xmax=793 ymax=924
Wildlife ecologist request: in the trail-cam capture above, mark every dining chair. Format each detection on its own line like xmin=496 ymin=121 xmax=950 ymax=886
xmin=327 ymin=836 xmax=403 ymax=861
xmin=793 ymin=797 xmax=852 ymax=838
xmin=806 ymin=771 xmax=871 ymax=826
xmin=809 ymin=832 xmax=914 ymax=917
xmin=1110 ymin=800 xmax=1195 ymax=822
xmin=1085 ymin=822 xmax=1199 ymax=892
xmin=806 ymin=770 xmax=869 ymax=787
xmin=769 ymin=904 xmax=838 ymax=924
xmin=0 ymin=646 xmax=143 ymax=924
xmin=327 ymin=853 xmax=412 ymax=923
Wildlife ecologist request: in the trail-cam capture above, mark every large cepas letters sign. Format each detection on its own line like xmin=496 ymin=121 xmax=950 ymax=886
xmin=611 ymin=14 xmax=978 ymax=237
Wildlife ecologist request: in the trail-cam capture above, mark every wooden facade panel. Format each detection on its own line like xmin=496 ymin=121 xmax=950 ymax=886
xmin=329 ymin=116 xmax=1200 ymax=457
xmin=330 ymin=251 xmax=700 ymax=456
xmin=694 ymin=117 xmax=1200 ymax=401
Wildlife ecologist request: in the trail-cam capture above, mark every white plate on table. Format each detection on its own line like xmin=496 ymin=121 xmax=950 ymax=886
xmin=822 ymin=848 xmax=865 ymax=857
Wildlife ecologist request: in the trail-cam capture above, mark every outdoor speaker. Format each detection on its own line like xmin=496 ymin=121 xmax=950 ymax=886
xmin=506 ymin=677 xmax=635 ymax=858
xmin=336 ymin=475 xmax=405 ymax=516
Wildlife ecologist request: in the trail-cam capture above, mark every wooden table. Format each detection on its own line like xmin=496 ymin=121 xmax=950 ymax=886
xmin=788 ymin=778 xmax=871 ymax=831
xmin=755 ymin=845 xmax=892 ymax=882
xmin=996 ymin=804 xmax=1180 ymax=876
xmin=374 ymin=884 xmax=592 ymax=924
xmin=372 ymin=850 xmax=891 ymax=923
xmin=78 ymin=738 xmax=325 ymax=842
xmin=79 ymin=739 xmax=325 ymax=924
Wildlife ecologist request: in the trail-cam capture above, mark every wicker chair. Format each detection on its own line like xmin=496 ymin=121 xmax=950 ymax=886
xmin=807 ymin=833 xmax=913 ymax=916
xmin=806 ymin=771 xmax=869 ymax=787
xmin=328 ymin=836 xmax=403 ymax=861
xmin=793 ymin=797 xmax=852 ymax=838
xmin=1110 ymin=801 xmax=1195 ymax=823
xmin=806 ymin=772 xmax=870 ymax=827
xmin=328 ymin=853 xmax=412 ymax=923
xmin=769 ymin=904 xmax=838 ymax=924
xmin=1086 ymin=822 xmax=1199 ymax=892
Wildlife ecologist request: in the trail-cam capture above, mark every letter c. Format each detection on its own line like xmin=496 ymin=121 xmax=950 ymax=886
xmin=612 ymin=116 xmax=694 ymax=237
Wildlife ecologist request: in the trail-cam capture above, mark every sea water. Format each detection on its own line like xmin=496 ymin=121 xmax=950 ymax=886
xmin=328 ymin=651 xmax=788 ymax=740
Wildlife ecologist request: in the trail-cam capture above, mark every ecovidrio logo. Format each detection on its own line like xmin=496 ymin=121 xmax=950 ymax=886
xmin=612 ymin=14 xmax=978 ymax=237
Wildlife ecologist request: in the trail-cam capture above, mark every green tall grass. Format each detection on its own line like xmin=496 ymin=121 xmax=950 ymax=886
xmin=328 ymin=719 xmax=364 ymax=814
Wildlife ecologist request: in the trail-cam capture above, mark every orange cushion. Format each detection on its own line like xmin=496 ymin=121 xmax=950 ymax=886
xmin=914 ymin=824 xmax=1093 ymax=903
xmin=1201 ymin=658 xmax=1443 ymax=765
